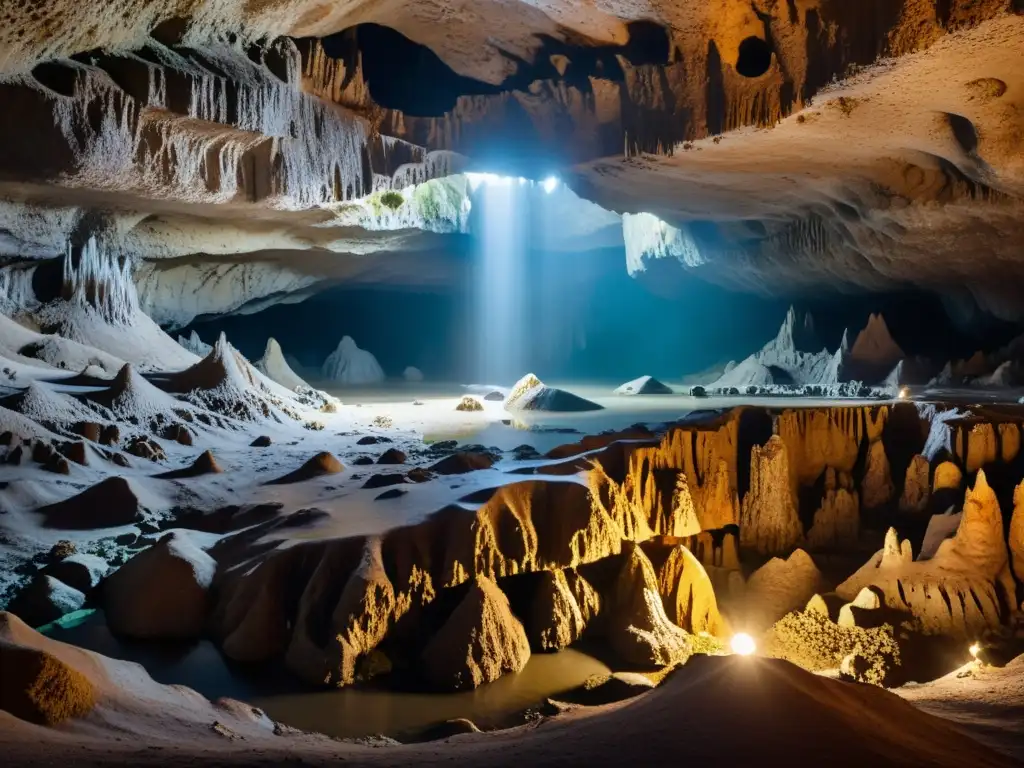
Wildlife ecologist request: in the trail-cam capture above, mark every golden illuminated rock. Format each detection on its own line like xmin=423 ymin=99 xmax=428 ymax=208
xmin=743 ymin=549 xmax=823 ymax=631
xmin=861 ymin=440 xmax=894 ymax=510
xmin=528 ymin=569 xmax=588 ymax=652
xmin=654 ymin=545 xmax=726 ymax=636
xmin=899 ymin=454 xmax=931 ymax=513
xmin=807 ymin=469 xmax=859 ymax=550
xmin=740 ymin=436 xmax=802 ymax=555
xmin=932 ymin=461 xmax=963 ymax=493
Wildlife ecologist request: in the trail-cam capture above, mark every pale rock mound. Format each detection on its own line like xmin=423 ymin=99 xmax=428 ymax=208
xmin=837 ymin=471 xmax=1011 ymax=637
xmin=740 ymin=436 xmax=803 ymax=555
xmin=104 ymin=533 xmax=216 ymax=639
xmin=900 ymin=454 xmax=931 ymax=513
xmin=455 ymin=395 xmax=484 ymax=412
xmin=255 ymin=337 xmax=311 ymax=392
xmin=421 ymin=575 xmax=530 ymax=691
xmin=87 ymin=363 xmax=184 ymax=424
xmin=528 ymin=569 xmax=588 ymax=651
xmin=744 ymin=549 xmax=824 ymax=631
xmin=7 ymin=575 xmax=86 ymax=628
xmin=806 ymin=469 xmax=859 ymax=550
xmin=504 ymin=373 xmax=603 ymax=412
xmin=615 ymin=375 xmax=673 ymax=395
xmin=605 ymin=543 xmax=691 ymax=667
xmin=322 ymin=336 xmax=384 ymax=385
xmin=403 ymin=366 xmax=424 ymax=382
xmin=42 ymin=553 xmax=109 ymax=594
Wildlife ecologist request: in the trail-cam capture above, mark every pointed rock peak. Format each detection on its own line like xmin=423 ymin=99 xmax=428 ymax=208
xmin=112 ymin=363 xmax=133 ymax=391
xmin=851 ymin=312 xmax=905 ymax=365
xmin=264 ymin=337 xmax=283 ymax=358
xmin=839 ymin=328 xmax=849 ymax=353
xmin=882 ymin=527 xmax=902 ymax=562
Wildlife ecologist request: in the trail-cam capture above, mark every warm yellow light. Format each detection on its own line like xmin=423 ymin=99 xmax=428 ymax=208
xmin=898 ymin=387 xmax=910 ymax=400
xmin=731 ymin=633 xmax=756 ymax=656
xmin=969 ymin=642 xmax=981 ymax=658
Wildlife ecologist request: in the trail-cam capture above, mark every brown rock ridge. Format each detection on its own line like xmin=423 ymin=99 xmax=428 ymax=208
xmin=740 ymin=435 xmax=802 ymax=555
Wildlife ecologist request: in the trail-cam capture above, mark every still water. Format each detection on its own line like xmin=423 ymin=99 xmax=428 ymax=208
xmin=46 ymin=611 xmax=609 ymax=739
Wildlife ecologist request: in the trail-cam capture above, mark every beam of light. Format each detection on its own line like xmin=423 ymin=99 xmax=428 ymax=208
xmin=730 ymin=633 xmax=756 ymax=656
xmin=969 ymin=642 xmax=981 ymax=658
xmin=542 ymin=176 xmax=559 ymax=194
xmin=474 ymin=174 xmax=525 ymax=382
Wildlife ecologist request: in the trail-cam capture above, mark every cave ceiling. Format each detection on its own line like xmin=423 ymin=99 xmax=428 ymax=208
xmin=0 ymin=0 xmax=1022 ymax=326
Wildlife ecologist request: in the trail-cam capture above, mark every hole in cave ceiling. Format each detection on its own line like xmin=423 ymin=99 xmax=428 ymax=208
xmin=320 ymin=20 xmax=671 ymax=117
xmin=735 ymin=36 xmax=773 ymax=78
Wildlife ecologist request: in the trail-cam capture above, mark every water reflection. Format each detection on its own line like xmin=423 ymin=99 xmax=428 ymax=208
xmin=47 ymin=611 xmax=609 ymax=739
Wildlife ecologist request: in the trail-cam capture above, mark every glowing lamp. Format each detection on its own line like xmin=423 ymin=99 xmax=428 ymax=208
xmin=969 ymin=642 xmax=981 ymax=659
xmin=541 ymin=176 xmax=559 ymax=194
xmin=731 ymin=633 xmax=756 ymax=656
xmin=898 ymin=386 xmax=910 ymax=400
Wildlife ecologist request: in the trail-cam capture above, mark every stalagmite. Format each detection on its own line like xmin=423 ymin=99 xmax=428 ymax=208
xmin=1011 ymin=480 xmax=1024 ymax=585
xmin=654 ymin=545 xmax=726 ymax=636
xmin=899 ymin=454 xmax=931 ymax=513
xmin=740 ymin=436 xmax=803 ymax=555
xmin=807 ymin=469 xmax=859 ymax=550
xmin=743 ymin=549 xmax=824 ymax=631
xmin=999 ymin=422 xmax=1021 ymax=464
xmin=861 ymin=440 xmax=894 ymax=510
xmin=932 ymin=461 xmax=963 ymax=493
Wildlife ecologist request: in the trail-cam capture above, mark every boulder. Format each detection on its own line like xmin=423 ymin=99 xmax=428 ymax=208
xmin=455 ymin=396 xmax=484 ymax=412
xmin=429 ymin=451 xmax=494 ymax=475
xmin=250 ymin=435 xmax=272 ymax=447
xmin=504 ymin=373 xmax=602 ymax=413
xmin=740 ymin=436 xmax=802 ymax=555
xmin=161 ymin=423 xmax=193 ymax=446
xmin=422 ymin=576 xmax=530 ymax=691
xmin=103 ymin=533 xmax=216 ymax=639
xmin=377 ymin=448 xmax=407 ymax=465
xmin=403 ymin=366 xmax=424 ymax=383
xmin=322 ymin=336 xmax=384 ymax=385
xmin=125 ymin=435 xmax=165 ymax=462
xmin=42 ymin=554 xmax=109 ymax=594
xmin=72 ymin=421 xmax=102 ymax=442
xmin=6 ymin=576 xmax=85 ymax=628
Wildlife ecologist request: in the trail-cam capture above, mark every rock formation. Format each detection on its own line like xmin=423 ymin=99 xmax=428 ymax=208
xmin=615 ymin=376 xmax=673 ymax=395
xmin=837 ymin=472 xmax=1011 ymax=638
xmin=527 ymin=569 xmax=589 ymax=651
xmin=1012 ymin=481 xmax=1024 ymax=585
xmin=504 ymin=373 xmax=602 ymax=413
xmin=421 ymin=576 xmax=530 ymax=691
xmin=740 ymin=436 xmax=802 ymax=555
xmin=650 ymin=544 xmax=725 ymax=636
xmin=104 ymin=533 xmax=217 ymax=640
xmin=744 ymin=549 xmax=824 ymax=631
xmin=255 ymin=338 xmax=312 ymax=392
xmin=899 ymin=454 xmax=931 ymax=513
xmin=403 ymin=366 xmax=424 ymax=382
xmin=7 ymin=576 xmax=86 ymax=628
xmin=806 ymin=469 xmax=859 ymax=550
xmin=322 ymin=336 xmax=384 ymax=385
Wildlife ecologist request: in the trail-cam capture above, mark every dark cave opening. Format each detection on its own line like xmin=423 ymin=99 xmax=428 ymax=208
xmin=320 ymin=20 xmax=672 ymax=117
xmin=735 ymin=36 xmax=773 ymax=78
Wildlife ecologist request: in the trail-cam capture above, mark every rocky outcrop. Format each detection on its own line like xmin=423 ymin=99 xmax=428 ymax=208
xmin=455 ymin=396 xmax=484 ymax=412
xmin=605 ymin=544 xmax=691 ymax=667
xmin=899 ymin=454 xmax=931 ymax=513
xmin=104 ymin=533 xmax=216 ymax=640
xmin=861 ymin=439 xmax=894 ymax=510
xmin=740 ymin=436 xmax=802 ymax=555
xmin=504 ymin=373 xmax=602 ymax=413
xmin=421 ymin=576 xmax=530 ymax=691
xmin=837 ymin=472 xmax=1011 ymax=637
xmin=527 ymin=569 xmax=589 ymax=652
xmin=651 ymin=544 xmax=725 ymax=636
xmin=255 ymin=337 xmax=311 ymax=392
xmin=933 ymin=461 xmax=963 ymax=493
